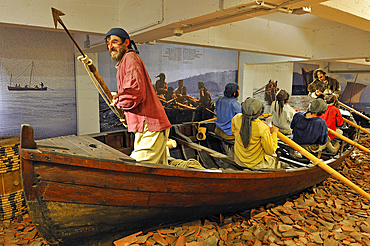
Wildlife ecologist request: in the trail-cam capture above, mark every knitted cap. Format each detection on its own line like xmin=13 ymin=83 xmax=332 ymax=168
xmin=308 ymin=98 xmax=327 ymax=114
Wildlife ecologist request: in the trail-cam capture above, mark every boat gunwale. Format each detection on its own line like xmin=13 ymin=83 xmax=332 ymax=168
xmin=20 ymin=142 xmax=353 ymax=180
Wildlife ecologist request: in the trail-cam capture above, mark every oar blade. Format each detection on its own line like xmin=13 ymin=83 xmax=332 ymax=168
xmin=51 ymin=7 xmax=65 ymax=29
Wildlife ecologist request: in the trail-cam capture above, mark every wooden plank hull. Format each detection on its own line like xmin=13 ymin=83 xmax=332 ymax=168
xmin=19 ymin=124 xmax=353 ymax=246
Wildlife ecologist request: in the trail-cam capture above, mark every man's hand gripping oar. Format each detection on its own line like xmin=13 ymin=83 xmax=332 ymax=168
xmin=51 ymin=7 xmax=127 ymax=126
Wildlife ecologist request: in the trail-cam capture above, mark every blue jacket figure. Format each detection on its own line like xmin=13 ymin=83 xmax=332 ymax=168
xmin=215 ymin=83 xmax=241 ymax=140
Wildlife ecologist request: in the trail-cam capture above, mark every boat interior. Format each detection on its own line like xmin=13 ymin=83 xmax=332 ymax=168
xmin=90 ymin=116 xmax=358 ymax=173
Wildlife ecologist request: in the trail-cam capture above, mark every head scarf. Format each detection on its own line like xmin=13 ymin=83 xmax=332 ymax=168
xmin=105 ymin=28 xmax=140 ymax=54
xmin=224 ymin=83 xmax=239 ymax=98
xmin=240 ymin=98 xmax=264 ymax=148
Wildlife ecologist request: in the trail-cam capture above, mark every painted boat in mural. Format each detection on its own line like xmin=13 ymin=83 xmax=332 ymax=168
xmin=7 ymin=61 xmax=47 ymax=91
xmin=19 ymin=122 xmax=357 ymax=246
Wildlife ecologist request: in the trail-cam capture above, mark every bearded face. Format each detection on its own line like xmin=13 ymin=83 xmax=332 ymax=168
xmin=106 ymin=35 xmax=128 ymax=62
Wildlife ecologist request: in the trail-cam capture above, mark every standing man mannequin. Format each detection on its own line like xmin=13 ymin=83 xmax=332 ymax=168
xmin=106 ymin=28 xmax=172 ymax=164
xmin=215 ymin=83 xmax=241 ymax=140
xmin=308 ymin=68 xmax=341 ymax=99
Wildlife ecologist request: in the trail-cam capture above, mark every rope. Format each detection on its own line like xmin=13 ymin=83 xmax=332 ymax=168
xmin=169 ymin=159 xmax=205 ymax=169
xmin=312 ymin=159 xmax=323 ymax=166
xmin=77 ymin=55 xmax=124 ymax=120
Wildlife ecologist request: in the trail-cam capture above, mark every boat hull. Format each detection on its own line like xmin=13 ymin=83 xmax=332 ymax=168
xmin=19 ymin=124 xmax=352 ymax=246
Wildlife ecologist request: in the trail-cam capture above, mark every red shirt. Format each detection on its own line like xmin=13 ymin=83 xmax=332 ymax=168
xmin=320 ymin=105 xmax=343 ymax=139
xmin=115 ymin=50 xmax=171 ymax=132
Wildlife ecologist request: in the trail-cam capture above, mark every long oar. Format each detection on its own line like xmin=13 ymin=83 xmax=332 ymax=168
xmin=277 ymin=132 xmax=370 ymax=200
xmin=342 ymin=117 xmax=370 ymax=136
xmin=328 ymin=128 xmax=370 ymax=154
xmin=197 ymin=113 xmax=272 ymax=124
xmin=51 ymin=7 xmax=126 ymax=122
xmin=339 ymin=101 xmax=370 ymax=122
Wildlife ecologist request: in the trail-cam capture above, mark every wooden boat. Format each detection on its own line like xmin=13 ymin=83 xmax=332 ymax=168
xmin=19 ymin=122 xmax=357 ymax=246
xmin=8 ymin=61 xmax=47 ymax=91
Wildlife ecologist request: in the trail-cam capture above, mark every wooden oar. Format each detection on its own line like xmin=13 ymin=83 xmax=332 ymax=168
xmin=198 ymin=118 xmax=217 ymax=124
xmin=206 ymin=108 xmax=217 ymax=116
xmin=328 ymin=128 xmax=370 ymax=154
xmin=338 ymin=101 xmax=370 ymax=122
xmin=197 ymin=112 xmax=271 ymax=124
xmin=342 ymin=117 xmax=370 ymax=136
xmin=51 ymin=8 xmax=126 ymax=121
xmin=260 ymin=113 xmax=272 ymax=118
xmin=277 ymin=132 xmax=370 ymax=200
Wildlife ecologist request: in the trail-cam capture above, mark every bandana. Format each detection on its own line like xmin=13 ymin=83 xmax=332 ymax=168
xmin=105 ymin=28 xmax=139 ymax=54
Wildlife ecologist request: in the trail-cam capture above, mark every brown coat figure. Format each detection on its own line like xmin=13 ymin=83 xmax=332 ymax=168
xmin=308 ymin=68 xmax=341 ymax=98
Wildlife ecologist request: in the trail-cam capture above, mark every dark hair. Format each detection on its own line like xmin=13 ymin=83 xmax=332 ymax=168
xmin=324 ymin=95 xmax=337 ymax=104
xmin=314 ymin=68 xmax=326 ymax=79
xmin=275 ymin=89 xmax=290 ymax=121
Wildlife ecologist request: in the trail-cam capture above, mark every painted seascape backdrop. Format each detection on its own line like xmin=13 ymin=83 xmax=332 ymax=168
xmin=0 ymin=26 xmax=76 ymax=140
xmin=97 ymin=43 xmax=239 ymax=132
xmin=332 ymin=73 xmax=370 ymax=115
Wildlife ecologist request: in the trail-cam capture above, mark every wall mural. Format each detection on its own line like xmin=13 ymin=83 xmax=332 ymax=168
xmin=0 ymin=26 xmax=76 ymax=140
xmin=331 ymin=73 xmax=370 ymax=125
xmin=98 ymin=43 xmax=239 ymax=132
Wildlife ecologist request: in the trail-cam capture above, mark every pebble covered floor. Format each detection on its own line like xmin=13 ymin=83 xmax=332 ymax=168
xmin=3 ymin=133 xmax=370 ymax=246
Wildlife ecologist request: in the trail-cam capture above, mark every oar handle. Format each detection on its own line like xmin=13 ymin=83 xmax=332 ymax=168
xmin=198 ymin=118 xmax=217 ymax=124
xmin=277 ymin=132 xmax=370 ymax=200
xmin=260 ymin=113 xmax=272 ymax=118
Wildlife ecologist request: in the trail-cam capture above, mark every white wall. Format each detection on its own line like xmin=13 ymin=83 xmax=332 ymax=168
xmin=242 ymin=62 xmax=294 ymax=101
xmin=75 ymin=53 xmax=100 ymax=136
xmin=238 ymin=52 xmax=305 ymax=102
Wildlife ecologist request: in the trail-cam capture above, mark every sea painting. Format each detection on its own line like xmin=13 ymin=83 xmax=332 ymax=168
xmin=0 ymin=26 xmax=76 ymax=140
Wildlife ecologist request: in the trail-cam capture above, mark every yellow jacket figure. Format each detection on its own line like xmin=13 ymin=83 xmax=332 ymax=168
xmin=232 ymin=98 xmax=279 ymax=169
